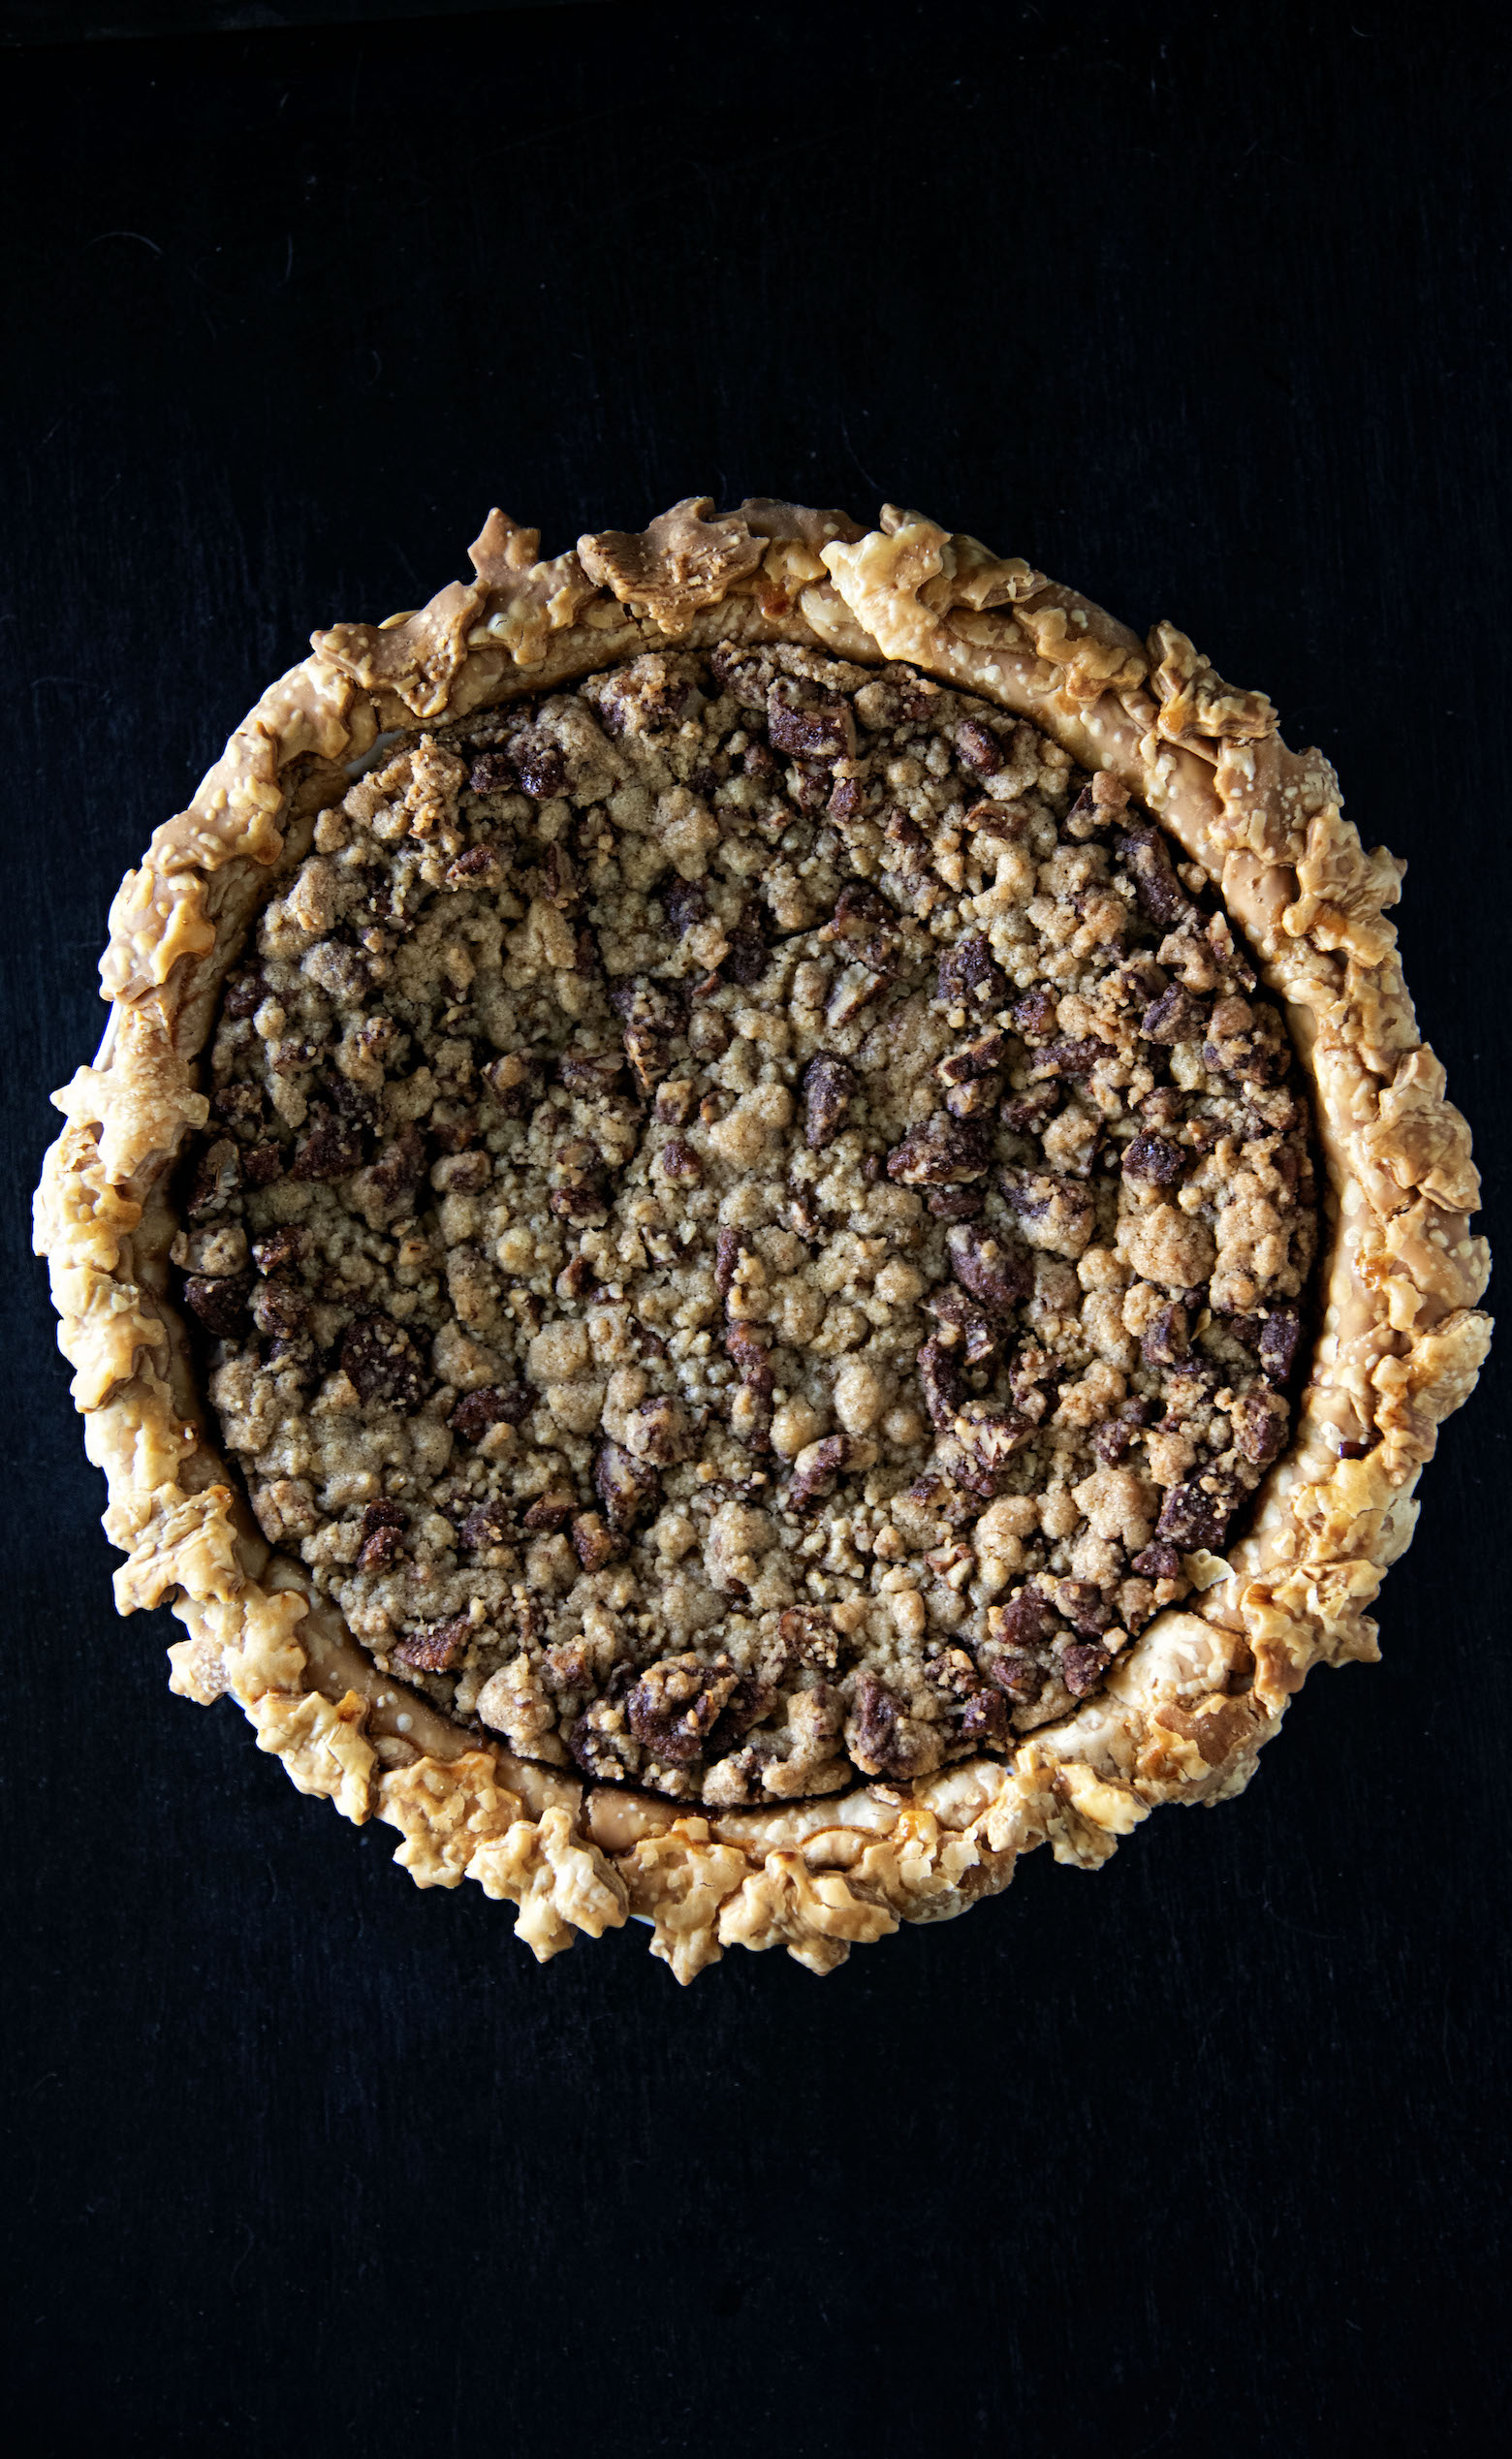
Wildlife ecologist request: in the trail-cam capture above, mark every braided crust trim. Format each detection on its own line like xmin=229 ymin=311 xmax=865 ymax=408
xmin=35 ymin=497 xmax=1490 ymax=1979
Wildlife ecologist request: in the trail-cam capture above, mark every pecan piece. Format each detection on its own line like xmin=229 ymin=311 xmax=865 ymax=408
xmin=996 ymin=1340 xmax=1048 ymax=1412
xmin=609 ymin=977 xmax=682 ymax=1096
xmin=1236 ymin=1390 xmax=1288 ymax=1466
xmin=627 ymin=1655 xmax=738 ymax=1765
xmin=1060 ymin=1640 xmax=1111 ymax=1697
xmin=884 ymin=808 xmax=929 ymax=871
xmin=458 ymin=1499 xmax=512 ymax=1552
xmin=264 ymin=1333 xmax=315 ymax=1381
xmin=904 ymin=1470 xmax=983 ymax=1530
xmin=433 ymin=1147 xmax=490 ymax=1195
xmin=1203 ymin=994 xmax=1285 ymax=1086
xmin=958 ymin=1688 xmax=1009 ymax=1747
xmin=554 ymin=1251 xmax=595 ymax=1303
xmin=768 ymin=679 xmax=855 ymax=765
xmin=707 ymin=643 xmax=768 ymax=709
xmin=594 ymin=651 xmax=697 ymax=735
xmin=952 ymin=1402 xmax=1032 ymax=1480
xmin=450 ymin=1383 xmax=533 ymax=1442
xmin=937 ymin=1029 xmax=1009 ymax=1086
xmin=1055 ymin=1578 xmax=1114 ymax=1638
xmin=291 ymin=1102 xmax=368 ymax=1182
xmin=954 ymin=715 xmax=1010 ymax=777
xmin=1156 ymin=1474 xmax=1240 ymax=1552
xmin=802 ymin=1053 xmax=858 ymax=1151
xmin=469 ymin=750 xmax=514 ymax=794
xmin=570 ymin=1511 xmax=620 ymax=1573
xmin=221 ymin=967 xmax=265 ymax=1019
xmin=707 ymin=1675 xmax=779 ymax=1750
xmin=1114 ymin=818 xmax=1194 ymax=930
xmin=556 ymin=1048 xmax=626 ymax=1097
xmin=948 ymin=1223 xmax=1032 ymax=1315
xmin=1259 ymin=1306 xmax=1302 ymax=1384
xmin=251 ymin=1276 xmax=310 ymax=1340
xmin=1140 ymin=1302 xmax=1189 ymax=1369
xmin=1031 ymin=1037 xmax=1103 ymax=1081
xmin=944 ymin=1075 xmax=1001 ymax=1119
xmin=778 ymin=1605 xmax=841 ymax=1674
xmin=186 ymin=1138 xmax=241 ymax=1220
xmin=921 ymin=1286 xmax=999 ymax=1365
xmin=657 ymin=1137 xmax=703 ymax=1183
xmin=481 ymin=1052 xmax=541 ymax=1117
xmin=916 ymin=1333 xmax=968 ymax=1433
xmin=785 ymin=1434 xmax=852 ymax=1512
xmin=1122 ymin=1130 xmax=1186 ymax=1188
xmin=886 ymin=1114 xmax=992 ymax=1184
xmin=355 ymin=1499 xmax=408 ymax=1572
xmin=724 ymin=1319 xmax=773 ymax=1380
xmin=660 ymin=876 xmax=709 ymax=936
xmin=1141 ymin=981 xmax=1206 ymax=1044
xmin=1012 ymin=987 xmax=1058 ymax=1040
xmin=182 ymin=1269 xmax=253 ymax=1337
xmin=522 ymin=1487 xmax=580 ymax=1532
xmin=250 ymin=1226 xmax=309 ymax=1274
xmin=721 ymin=905 xmax=770 ymax=986
xmin=927 ymin=1185 xmax=985 ymax=1220
xmin=513 ymin=734 xmax=567 ymax=800
xmin=365 ymin=1120 xmax=428 ymax=1210
xmin=988 ymin=1652 xmax=1045 ymax=1706
xmin=714 ymin=1227 xmax=742 ymax=1301
xmin=824 ymin=880 xmax=893 ymax=950
xmin=394 ymin=1613 xmax=472 ymax=1675
xmin=446 ymin=841 xmax=501 ymax=889
xmin=594 ymin=1439 xmax=659 ymax=1533
xmin=938 ymin=934 xmax=1008 ymax=1012
xmin=211 ymin=1081 xmax=265 ymax=1133
xmin=339 ymin=1312 xmax=431 ymax=1413
xmin=549 ymin=1166 xmax=609 ymax=1225
xmin=1132 ymin=1541 xmax=1182 ymax=1583
xmin=845 ymin=1674 xmax=928 ymax=1781
xmin=990 ymin=1587 xmax=1055 ymax=1650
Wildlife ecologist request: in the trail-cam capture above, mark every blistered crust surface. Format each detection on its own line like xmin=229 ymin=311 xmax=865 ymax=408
xmin=35 ymin=496 xmax=1491 ymax=1979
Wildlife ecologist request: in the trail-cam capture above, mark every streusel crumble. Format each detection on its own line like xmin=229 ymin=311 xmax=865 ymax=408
xmin=175 ymin=640 xmax=1316 ymax=1805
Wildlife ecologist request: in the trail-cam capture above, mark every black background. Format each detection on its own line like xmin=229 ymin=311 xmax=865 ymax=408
xmin=4 ymin=6 xmax=1508 ymax=2452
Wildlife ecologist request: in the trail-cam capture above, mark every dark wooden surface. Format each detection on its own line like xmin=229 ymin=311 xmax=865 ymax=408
xmin=3 ymin=6 xmax=1508 ymax=2451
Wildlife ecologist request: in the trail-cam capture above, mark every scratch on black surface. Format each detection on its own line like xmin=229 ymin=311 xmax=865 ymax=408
xmin=86 ymin=229 xmax=162 ymax=255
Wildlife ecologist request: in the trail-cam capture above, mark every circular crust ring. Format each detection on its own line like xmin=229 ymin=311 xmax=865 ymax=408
xmin=35 ymin=496 xmax=1492 ymax=1981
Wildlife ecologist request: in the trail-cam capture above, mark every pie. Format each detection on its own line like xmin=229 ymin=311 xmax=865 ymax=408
xmin=35 ymin=497 xmax=1492 ymax=1980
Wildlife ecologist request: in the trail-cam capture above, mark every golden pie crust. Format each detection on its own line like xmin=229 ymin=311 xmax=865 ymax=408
xmin=35 ymin=497 xmax=1491 ymax=1980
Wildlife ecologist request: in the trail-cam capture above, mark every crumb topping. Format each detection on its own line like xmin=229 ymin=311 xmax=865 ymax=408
xmin=178 ymin=643 xmax=1318 ymax=1805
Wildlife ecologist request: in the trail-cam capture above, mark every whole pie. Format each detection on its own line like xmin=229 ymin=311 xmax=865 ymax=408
xmin=35 ymin=497 xmax=1491 ymax=1979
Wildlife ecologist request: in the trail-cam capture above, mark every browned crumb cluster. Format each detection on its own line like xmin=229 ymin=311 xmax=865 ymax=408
xmin=177 ymin=643 xmax=1317 ymax=1805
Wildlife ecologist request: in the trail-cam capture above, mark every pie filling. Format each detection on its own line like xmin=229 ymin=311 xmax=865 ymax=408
xmin=177 ymin=643 xmax=1318 ymax=1806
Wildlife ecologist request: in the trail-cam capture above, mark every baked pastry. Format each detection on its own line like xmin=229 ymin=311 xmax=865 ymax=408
xmin=35 ymin=497 xmax=1491 ymax=1980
